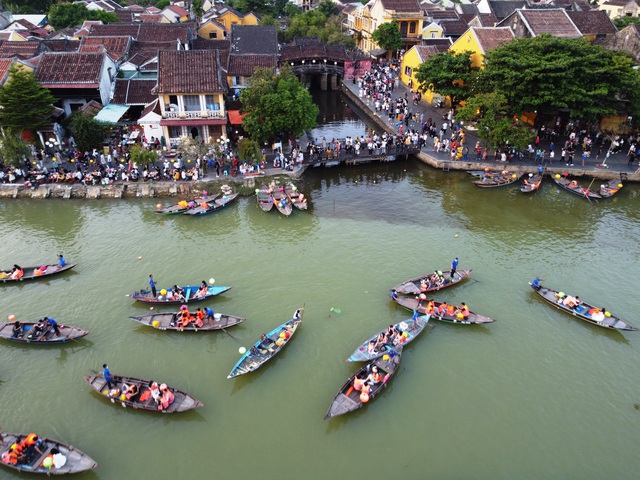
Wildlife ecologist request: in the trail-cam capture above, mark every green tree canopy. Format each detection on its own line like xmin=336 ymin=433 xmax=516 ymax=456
xmin=192 ymin=0 xmax=204 ymax=19
xmin=0 ymin=135 xmax=32 ymax=167
xmin=240 ymin=66 xmax=319 ymax=144
xmin=456 ymin=92 xmax=534 ymax=150
xmin=129 ymin=144 xmax=158 ymax=168
xmin=0 ymin=65 xmax=55 ymax=135
xmin=7 ymin=0 xmax=52 ymax=14
xmin=231 ymin=0 xmax=275 ymax=16
xmin=478 ymin=35 xmax=640 ymax=121
xmin=282 ymin=2 xmax=303 ymax=17
xmin=614 ymin=16 xmax=640 ymax=29
xmin=318 ymin=0 xmax=340 ymax=16
xmin=48 ymin=3 xmax=119 ymax=30
xmin=415 ymin=51 xmax=478 ymax=107
xmin=237 ymin=138 xmax=261 ymax=162
xmin=371 ymin=22 xmax=403 ymax=54
xmin=285 ymin=11 xmax=353 ymax=46
xmin=68 ymin=113 xmax=111 ymax=152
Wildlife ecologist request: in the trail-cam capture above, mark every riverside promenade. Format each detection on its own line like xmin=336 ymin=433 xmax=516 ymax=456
xmin=339 ymin=78 xmax=640 ymax=183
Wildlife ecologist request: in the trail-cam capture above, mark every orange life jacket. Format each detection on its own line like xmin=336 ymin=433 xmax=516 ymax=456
xmin=446 ymin=304 xmax=455 ymax=315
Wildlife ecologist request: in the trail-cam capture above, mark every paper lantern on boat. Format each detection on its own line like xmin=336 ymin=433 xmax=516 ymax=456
xmin=8 ymin=314 xmax=15 ymax=321
xmin=529 ymin=173 xmax=533 ymax=177
xmin=383 ymin=354 xmax=390 ymax=361
xmin=604 ymin=311 xmax=611 ymax=318
xmin=102 ymin=389 xmax=109 ymax=395
xmin=209 ymin=278 xmax=215 ymax=285
xmin=484 ymin=168 xmax=489 ymax=172
xmin=618 ymin=184 xmax=623 ymax=188
xmin=156 ymin=204 xmax=163 ymax=210
xmin=555 ymin=174 xmax=560 ymax=179
xmin=255 ymin=189 xmax=260 ymax=194
xmin=419 ymin=293 xmax=427 ymax=300
xmin=284 ymin=331 xmax=291 ymax=339
xmin=202 ymin=190 xmax=208 ymax=196
xmin=160 ymin=289 xmax=167 ymax=296
xmin=512 ymin=174 xmax=517 ymax=178
xmin=152 ymin=320 xmax=160 ymax=328
xmin=457 ymin=313 xmax=464 ymax=320
xmin=43 ymin=457 xmax=53 ymax=469
xmin=239 ymin=347 xmax=247 ymax=354
xmin=402 ymin=332 xmax=408 ymax=338
xmin=120 ymin=394 xmax=127 ymax=401
xmin=279 ymin=332 xmax=286 ymax=338
xmin=360 ymin=392 xmax=369 ymax=403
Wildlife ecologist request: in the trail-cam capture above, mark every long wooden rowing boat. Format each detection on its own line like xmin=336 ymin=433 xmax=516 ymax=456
xmin=228 ymin=315 xmax=302 ymax=378
xmin=391 ymin=295 xmax=495 ymax=325
xmin=553 ymin=176 xmax=602 ymax=200
xmin=284 ymin=183 xmax=308 ymax=210
xmin=183 ymin=193 xmax=239 ymax=216
xmin=0 ymin=432 xmax=97 ymax=474
xmin=0 ymin=322 xmax=89 ymax=343
xmin=129 ymin=311 xmax=245 ymax=331
xmin=530 ymin=283 xmax=638 ymax=331
xmin=83 ymin=374 xmax=204 ymax=412
xmin=520 ymin=173 xmax=543 ymax=193
xmin=347 ymin=314 xmax=430 ymax=362
xmin=257 ymin=184 xmax=274 ymax=212
xmin=599 ymin=179 xmax=623 ymax=198
xmin=156 ymin=193 xmax=220 ymax=214
xmin=272 ymin=186 xmax=293 ymax=216
xmin=390 ymin=269 xmax=472 ymax=295
xmin=128 ymin=284 xmax=232 ymax=304
xmin=325 ymin=346 xmax=403 ymax=419
xmin=473 ymin=173 xmax=522 ymax=187
xmin=0 ymin=263 xmax=76 ymax=283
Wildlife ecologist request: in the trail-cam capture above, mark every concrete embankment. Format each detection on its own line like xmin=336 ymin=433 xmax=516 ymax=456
xmin=340 ymin=82 xmax=640 ymax=183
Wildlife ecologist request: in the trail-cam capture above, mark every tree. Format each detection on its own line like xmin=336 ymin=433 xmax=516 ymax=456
xmin=479 ymin=35 xmax=640 ymax=121
xmin=155 ymin=0 xmax=170 ymax=9
xmin=614 ymin=16 xmax=640 ymax=29
xmin=129 ymin=144 xmax=159 ymax=169
xmin=0 ymin=135 xmax=32 ymax=167
xmin=191 ymin=0 xmax=204 ymax=20
xmin=286 ymin=10 xmax=327 ymax=40
xmin=414 ymin=51 xmax=479 ymax=107
xmin=260 ymin=14 xmax=277 ymax=26
xmin=0 ymin=65 xmax=55 ymax=135
xmin=240 ymin=66 xmax=319 ymax=144
xmin=231 ymin=0 xmax=275 ymax=16
xmin=237 ymin=138 xmax=261 ymax=162
xmin=456 ymin=92 xmax=534 ymax=150
xmin=68 ymin=113 xmax=111 ymax=153
xmin=371 ymin=22 xmax=403 ymax=55
xmin=318 ymin=0 xmax=340 ymax=16
xmin=48 ymin=3 xmax=119 ymax=30
xmin=7 ymin=0 xmax=52 ymax=14
xmin=282 ymin=2 xmax=302 ymax=16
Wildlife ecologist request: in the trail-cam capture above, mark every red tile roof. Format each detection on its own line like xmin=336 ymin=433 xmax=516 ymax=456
xmin=80 ymin=35 xmax=132 ymax=61
xmin=472 ymin=26 xmax=514 ymax=53
xmin=112 ymin=78 xmax=157 ymax=105
xmin=87 ymin=22 xmax=193 ymax=44
xmin=0 ymin=41 xmax=41 ymax=60
xmin=518 ymin=9 xmax=581 ymax=37
xmin=567 ymin=11 xmax=617 ymax=36
xmin=228 ymin=54 xmax=276 ymax=76
xmin=166 ymin=5 xmax=189 ymax=16
xmin=138 ymin=14 xmax=165 ymax=23
xmin=157 ymin=49 xmax=223 ymax=94
xmin=413 ymin=45 xmax=440 ymax=62
xmin=0 ymin=58 xmax=14 ymax=84
xmin=35 ymin=52 xmax=105 ymax=86
xmin=380 ymin=0 xmax=422 ymax=13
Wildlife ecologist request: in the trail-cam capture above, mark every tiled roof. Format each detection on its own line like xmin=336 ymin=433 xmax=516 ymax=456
xmin=146 ymin=6 xmax=161 ymax=13
xmin=230 ymin=25 xmax=277 ymax=55
xmin=192 ymin=38 xmax=230 ymax=50
xmin=457 ymin=13 xmax=476 ymax=24
xmin=139 ymin=14 xmax=165 ymax=22
xmin=420 ymin=37 xmax=453 ymax=51
xmin=457 ymin=3 xmax=479 ymax=14
xmin=0 ymin=41 xmax=42 ymax=60
xmin=441 ymin=18 xmax=469 ymax=35
xmin=89 ymin=23 xmax=141 ymax=38
xmin=473 ymin=13 xmax=498 ymax=27
xmin=279 ymin=37 xmax=352 ymax=62
xmin=166 ymin=5 xmax=189 ymax=16
xmin=473 ymin=26 xmax=514 ymax=53
xmin=518 ymin=9 xmax=581 ymax=37
xmin=35 ymin=52 xmax=106 ymax=86
xmin=488 ymin=0 xmax=525 ymax=20
xmin=428 ymin=9 xmax=459 ymax=20
xmin=114 ymin=10 xmax=135 ymax=22
xmin=125 ymin=4 xmax=146 ymax=12
xmin=87 ymin=22 xmax=193 ymax=43
xmin=112 ymin=78 xmax=157 ymax=105
xmin=79 ymin=44 xmax=105 ymax=54
xmin=0 ymin=58 xmax=14 ymax=84
xmin=124 ymin=39 xmax=175 ymax=67
xmin=157 ymin=49 xmax=223 ymax=93
xmin=567 ymin=11 xmax=617 ymax=35
xmin=80 ymin=36 xmax=132 ymax=61
xmin=41 ymin=39 xmax=80 ymax=52
xmin=140 ymin=98 xmax=161 ymax=118
xmin=10 ymin=19 xmax=38 ymax=30
xmin=413 ymin=45 xmax=440 ymax=62
xmin=228 ymin=54 xmax=276 ymax=76
xmin=380 ymin=0 xmax=422 ymax=12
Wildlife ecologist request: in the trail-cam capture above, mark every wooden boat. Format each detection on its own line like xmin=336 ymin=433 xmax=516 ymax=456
xmin=473 ymin=172 xmax=522 ymax=187
xmin=390 ymin=269 xmax=472 ymax=295
xmin=553 ymin=176 xmax=602 ymax=200
xmin=183 ymin=192 xmax=239 ymax=216
xmin=391 ymin=295 xmax=495 ymax=325
xmin=599 ymin=179 xmax=623 ymax=198
xmin=0 ymin=432 xmax=97 ymax=474
xmin=325 ymin=346 xmax=403 ymax=419
xmin=284 ymin=183 xmax=308 ymax=210
xmin=257 ymin=184 xmax=274 ymax=212
xmin=530 ymin=283 xmax=638 ymax=331
xmin=271 ymin=186 xmax=293 ymax=216
xmin=520 ymin=173 xmax=543 ymax=193
xmin=0 ymin=263 xmax=76 ymax=283
xmin=228 ymin=316 xmax=302 ymax=378
xmin=128 ymin=284 xmax=232 ymax=305
xmin=83 ymin=374 xmax=204 ymax=412
xmin=129 ymin=311 xmax=245 ymax=331
xmin=0 ymin=322 xmax=89 ymax=343
xmin=156 ymin=193 xmax=220 ymax=214
xmin=347 ymin=314 xmax=430 ymax=362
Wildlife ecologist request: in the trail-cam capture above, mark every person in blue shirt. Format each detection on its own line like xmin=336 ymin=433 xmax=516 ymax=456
xmin=103 ymin=364 xmax=114 ymax=389
xmin=531 ymin=277 xmax=543 ymax=290
xmin=451 ymin=257 xmax=459 ymax=278
xmin=389 ymin=289 xmax=398 ymax=300
xmin=43 ymin=317 xmax=60 ymax=336
xmin=149 ymin=274 xmax=157 ymax=297
xmin=538 ymin=165 xmax=544 ymax=175
xmin=204 ymin=307 xmax=214 ymax=321
xmin=58 ymin=254 xmax=66 ymax=267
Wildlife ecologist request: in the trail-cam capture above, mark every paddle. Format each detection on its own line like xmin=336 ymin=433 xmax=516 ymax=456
xmin=584 ymin=177 xmax=596 ymax=204
xmin=221 ymin=326 xmax=240 ymax=343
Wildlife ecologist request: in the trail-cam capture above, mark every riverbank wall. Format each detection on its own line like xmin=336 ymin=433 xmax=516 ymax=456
xmin=340 ymin=82 xmax=640 ymax=183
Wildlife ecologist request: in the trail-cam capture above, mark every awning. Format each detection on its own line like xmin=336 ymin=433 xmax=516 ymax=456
xmin=94 ymin=104 xmax=130 ymax=124
xmin=228 ymin=110 xmax=247 ymax=125
xmin=159 ymin=118 xmax=227 ymax=126
xmin=369 ymin=48 xmax=387 ymax=57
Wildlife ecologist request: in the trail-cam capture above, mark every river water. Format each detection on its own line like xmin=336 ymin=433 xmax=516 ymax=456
xmin=1 ymin=93 xmax=640 ymax=479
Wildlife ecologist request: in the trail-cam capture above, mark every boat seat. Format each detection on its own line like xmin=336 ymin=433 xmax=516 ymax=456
xmin=29 ymin=444 xmax=54 ymax=468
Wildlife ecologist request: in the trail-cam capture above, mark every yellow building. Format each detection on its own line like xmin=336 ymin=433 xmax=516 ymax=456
xmin=599 ymin=0 xmax=639 ymax=18
xmin=420 ymin=21 xmax=443 ymax=40
xmin=214 ymin=6 xmax=260 ymax=30
xmin=197 ymin=19 xmax=228 ymax=40
xmin=399 ymin=45 xmax=440 ymax=101
xmin=449 ymin=26 xmax=514 ymax=69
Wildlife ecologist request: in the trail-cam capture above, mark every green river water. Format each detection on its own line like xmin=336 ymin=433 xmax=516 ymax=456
xmin=1 ymin=159 xmax=640 ymax=480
